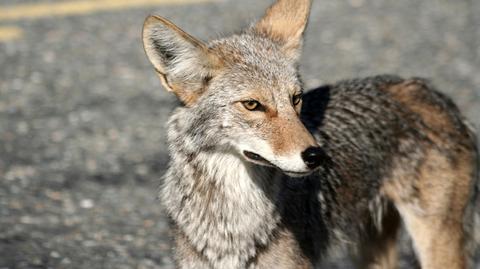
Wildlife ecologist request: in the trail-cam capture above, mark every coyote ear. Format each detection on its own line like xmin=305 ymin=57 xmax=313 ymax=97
xmin=253 ymin=0 xmax=311 ymax=60
xmin=142 ymin=15 xmax=220 ymax=106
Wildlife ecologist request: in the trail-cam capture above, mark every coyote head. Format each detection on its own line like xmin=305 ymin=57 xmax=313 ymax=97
xmin=143 ymin=0 xmax=323 ymax=177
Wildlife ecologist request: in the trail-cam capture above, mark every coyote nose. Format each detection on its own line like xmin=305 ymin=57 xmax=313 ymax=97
xmin=301 ymin=147 xmax=323 ymax=169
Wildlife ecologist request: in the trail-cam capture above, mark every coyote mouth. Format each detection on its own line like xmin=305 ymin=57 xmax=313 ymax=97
xmin=243 ymin=151 xmax=271 ymax=165
xmin=242 ymin=151 xmax=312 ymax=177
xmin=283 ymin=170 xmax=311 ymax=177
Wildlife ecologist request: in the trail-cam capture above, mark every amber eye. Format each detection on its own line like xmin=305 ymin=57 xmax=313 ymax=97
xmin=242 ymin=100 xmax=262 ymax=111
xmin=292 ymin=93 xmax=303 ymax=106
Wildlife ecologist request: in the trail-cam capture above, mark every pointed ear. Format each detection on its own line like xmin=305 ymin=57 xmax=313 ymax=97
xmin=253 ymin=0 xmax=311 ymax=60
xmin=142 ymin=15 xmax=221 ymax=106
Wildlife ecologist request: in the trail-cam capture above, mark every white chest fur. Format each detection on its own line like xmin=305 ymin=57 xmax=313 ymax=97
xmin=161 ymin=151 xmax=281 ymax=268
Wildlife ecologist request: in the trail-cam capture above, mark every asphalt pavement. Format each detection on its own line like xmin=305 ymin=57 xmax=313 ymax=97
xmin=0 ymin=0 xmax=479 ymax=268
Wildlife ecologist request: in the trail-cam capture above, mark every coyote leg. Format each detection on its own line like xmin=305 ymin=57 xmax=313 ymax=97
xmin=356 ymin=205 xmax=400 ymax=269
xmin=397 ymin=207 xmax=466 ymax=269
xmin=385 ymin=149 xmax=474 ymax=269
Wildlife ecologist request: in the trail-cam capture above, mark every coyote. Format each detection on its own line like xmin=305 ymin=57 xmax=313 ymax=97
xmin=142 ymin=0 xmax=479 ymax=268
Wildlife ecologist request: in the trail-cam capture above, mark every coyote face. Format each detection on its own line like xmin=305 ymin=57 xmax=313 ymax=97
xmin=142 ymin=1 xmax=322 ymax=176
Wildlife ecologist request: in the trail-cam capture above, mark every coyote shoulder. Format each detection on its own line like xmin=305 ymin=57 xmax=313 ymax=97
xmin=142 ymin=0 xmax=479 ymax=268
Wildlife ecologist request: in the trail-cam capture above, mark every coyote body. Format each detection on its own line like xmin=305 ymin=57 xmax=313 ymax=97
xmin=142 ymin=1 xmax=479 ymax=268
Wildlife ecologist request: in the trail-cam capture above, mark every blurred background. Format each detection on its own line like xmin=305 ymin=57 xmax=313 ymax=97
xmin=0 ymin=0 xmax=479 ymax=268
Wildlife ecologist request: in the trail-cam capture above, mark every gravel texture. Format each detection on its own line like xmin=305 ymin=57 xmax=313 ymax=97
xmin=0 ymin=0 xmax=479 ymax=268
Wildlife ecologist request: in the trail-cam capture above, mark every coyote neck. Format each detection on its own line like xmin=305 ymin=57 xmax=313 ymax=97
xmin=162 ymin=147 xmax=282 ymax=267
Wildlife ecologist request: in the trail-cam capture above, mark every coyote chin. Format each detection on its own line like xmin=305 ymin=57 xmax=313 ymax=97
xmin=142 ymin=0 xmax=479 ymax=268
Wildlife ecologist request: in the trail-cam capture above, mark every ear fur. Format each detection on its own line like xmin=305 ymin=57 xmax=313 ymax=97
xmin=253 ymin=0 xmax=311 ymax=60
xmin=142 ymin=15 xmax=220 ymax=106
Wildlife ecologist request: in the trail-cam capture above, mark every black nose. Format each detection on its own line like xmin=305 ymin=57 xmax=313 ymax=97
xmin=301 ymin=147 xmax=323 ymax=169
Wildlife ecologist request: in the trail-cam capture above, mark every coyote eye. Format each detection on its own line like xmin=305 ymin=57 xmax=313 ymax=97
xmin=242 ymin=100 xmax=262 ymax=111
xmin=292 ymin=92 xmax=303 ymax=106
